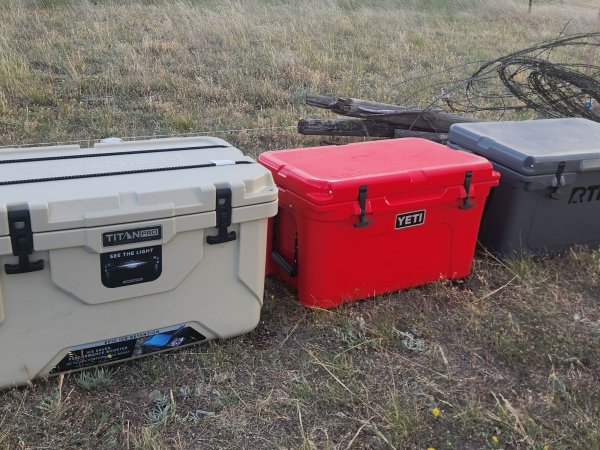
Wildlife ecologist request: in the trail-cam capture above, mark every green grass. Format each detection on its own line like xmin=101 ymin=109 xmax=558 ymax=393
xmin=1 ymin=0 xmax=600 ymax=448
xmin=75 ymin=368 xmax=115 ymax=392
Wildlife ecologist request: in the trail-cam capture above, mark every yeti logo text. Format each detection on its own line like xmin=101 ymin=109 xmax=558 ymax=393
xmin=103 ymin=226 xmax=162 ymax=247
xmin=395 ymin=210 xmax=426 ymax=229
xmin=568 ymin=185 xmax=600 ymax=204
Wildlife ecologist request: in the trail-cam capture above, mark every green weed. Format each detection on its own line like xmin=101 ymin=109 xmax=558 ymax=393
xmin=36 ymin=377 xmax=72 ymax=422
xmin=130 ymin=427 xmax=165 ymax=450
xmin=75 ymin=367 xmax=114 ymax=391
xmin=147 ymin=392 xmax=176 ymax=427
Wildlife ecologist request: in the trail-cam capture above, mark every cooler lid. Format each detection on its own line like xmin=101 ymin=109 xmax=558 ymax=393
xmin=448 ymin=118 xmax=600 ymax=176
xmin=0 ymin=136 xmax=277 ymax=236
xmin=258 ymin=138 xmax=495 ymax=205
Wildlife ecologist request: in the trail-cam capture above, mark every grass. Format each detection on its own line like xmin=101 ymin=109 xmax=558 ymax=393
xmin=0 ymin=0 xmax=594 ymax=153
xmin=1 ymin=0 xmax=600 ymax=448
xmin=75 ymin=368 xmax=115 ymax=392
xmin=6 ymin=251 xmax=600 ymax=448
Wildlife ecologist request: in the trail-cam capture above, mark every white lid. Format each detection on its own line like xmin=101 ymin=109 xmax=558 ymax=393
xmin=0 ymin=136 xmax=277 ymax=235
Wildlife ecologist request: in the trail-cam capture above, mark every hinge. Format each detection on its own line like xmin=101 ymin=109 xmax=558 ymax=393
xmin=206 ymin=188 xmax=237 ymax=245
xmin=549 ymin=161 xmax=566 ymax=200
xmin=354 ymin=185 xmax=372 ymax=228
xmin=459 ymin=171 xmax=474 ymax=209
xmin=4 ymin=210 xmax=45 ymax=274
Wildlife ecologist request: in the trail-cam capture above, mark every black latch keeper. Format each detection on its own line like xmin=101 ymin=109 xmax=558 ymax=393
xmin=206 ymin=188 xmax=237 ymax=245
xmin=549 ymin=161 xmax=566 ymax=200
xmin=4 ymin=209 xmax=45 ymax=274
xmin=354 ymin=185 xmax=372 ymax=228
xmin=459 ymin=171 xmax=474 ymax=210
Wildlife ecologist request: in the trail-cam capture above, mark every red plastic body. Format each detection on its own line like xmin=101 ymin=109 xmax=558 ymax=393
xmin=259 ymin=138 xmax=499 ymax=309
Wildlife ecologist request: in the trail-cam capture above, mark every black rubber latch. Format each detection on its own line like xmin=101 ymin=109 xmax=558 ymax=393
xmin=4 ymin=209 xmax=45 ymax=274
xmin=206 ymin=188 xmax=237 ymax=245
xmin=459 ymin=171 xmax=474 ymax=210
xmin=549 ymin=161 xmax=566 ymax=200
xmin=354 ymin=185 xmax=372 ymax=228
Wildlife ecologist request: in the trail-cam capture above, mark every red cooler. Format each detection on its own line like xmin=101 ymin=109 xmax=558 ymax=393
xmin=259 ymin=138 xmax=499 ymax=308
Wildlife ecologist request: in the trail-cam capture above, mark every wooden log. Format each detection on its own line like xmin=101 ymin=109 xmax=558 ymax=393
xmin=394 ymin=129 xmax=448 ymax=143
xmin=298 ymin=118 xmax=398 ymax=137
xmin=333 ymin=97 xmax=477 ymax=131
xmin=298 ymin=118 xmax=448 ymax=143
xmin=305 ymin=94 xmax=338 ymax=109
xmin=306 ymin=95 xmax=479 ymax=132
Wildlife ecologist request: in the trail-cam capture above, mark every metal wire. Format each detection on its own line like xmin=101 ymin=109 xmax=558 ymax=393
xmin=559 ymin=1 xmax=599 ymax=10
xmin=456 ymin=32 xmax=600 ymax=120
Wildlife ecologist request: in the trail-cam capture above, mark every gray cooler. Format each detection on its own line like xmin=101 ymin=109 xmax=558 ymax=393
xmin=448 ymin=118 xmax=600 ymax=256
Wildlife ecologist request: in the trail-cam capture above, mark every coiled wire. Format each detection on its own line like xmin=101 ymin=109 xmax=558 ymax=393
xmin=462 ymin=32 xmax=600 ymax=120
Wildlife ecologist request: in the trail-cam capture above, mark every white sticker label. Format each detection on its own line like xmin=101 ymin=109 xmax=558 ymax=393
xmin=395 ymin=210 xmax=426 ymax=229
xmin=210 ymin=159 xmax=235 ymax=166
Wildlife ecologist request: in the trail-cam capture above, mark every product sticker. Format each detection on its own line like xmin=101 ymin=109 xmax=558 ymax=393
xmin=210 ymin=159 xmax=235 ymax=166
xmin=102 ymin=225 xmax=162 ymax=247
xmin=50 ymin=324 xmax=206 ymax=374
xmin=395 ymin=210 xmax=426 ymax=229
xmin=100 ymin=245 xmax=162 ymax=288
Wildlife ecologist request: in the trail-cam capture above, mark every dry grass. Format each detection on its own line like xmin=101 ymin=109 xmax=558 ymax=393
xmin=3 ymin=250 xmax=600 ymax=449
xmin=1 ymin=1 xmax=600 ymax=449
xmin=0 ymin=0 xmax=595 ymax=152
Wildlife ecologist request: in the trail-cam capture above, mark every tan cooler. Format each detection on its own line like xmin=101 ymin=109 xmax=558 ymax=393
xmin=0 ymin=136 xmax=277 ymax=389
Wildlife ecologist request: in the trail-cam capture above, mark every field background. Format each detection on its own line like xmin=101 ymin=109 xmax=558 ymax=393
xmin=2 ymin=0 xmax=600 ymax=449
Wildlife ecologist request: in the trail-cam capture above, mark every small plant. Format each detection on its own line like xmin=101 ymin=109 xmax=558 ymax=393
xmin=0 ymin=427 xmax=9 ymax=449
xmin=333 ymin=316 xmax=379 ymax=349
xmin=93 ymin=410 xmax=112 ymax=435
xmin=177 ymin=409 xmax=215 ymax=425
xmin=490 ymin=434 xmax=501 ymax=447
xmin=588 ymin=250 xmax=600 ymax=275
xmin=147 ymin=391 xmax=176 ymax=427
xmin=131 ymin=427 xmax=165 ymax=450
xmin=548 ymin=366 xmax=572 ymax=404
xmin=571 ymin=248 xmax=600 ymax=279
xmin=36 ymin=375 xmax=72 ymax=421
xmin=394 ymin=328 xmax=426 ymax=352
xmin=506 ymin=254 xmax=540 ymax=282
xmin=382 ymin=394 xmax=421 ymax=442
xmin=75 ymin=367 xmax=114 ymax=391
xmin=178 ymin=386 xmax=190 ymax=398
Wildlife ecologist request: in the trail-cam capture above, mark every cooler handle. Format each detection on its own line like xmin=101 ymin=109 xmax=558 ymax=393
xmin=271 ymin=249 xmax=297 ymax=277
xmin=270 ymin=214 xmax=298 ymax=277
xmin=580 ymin=158 xmax=600 ymax=171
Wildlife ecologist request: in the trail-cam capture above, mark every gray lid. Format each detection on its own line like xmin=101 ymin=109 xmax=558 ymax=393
xmin=448 ymin=118 xmax=600 ymax=176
